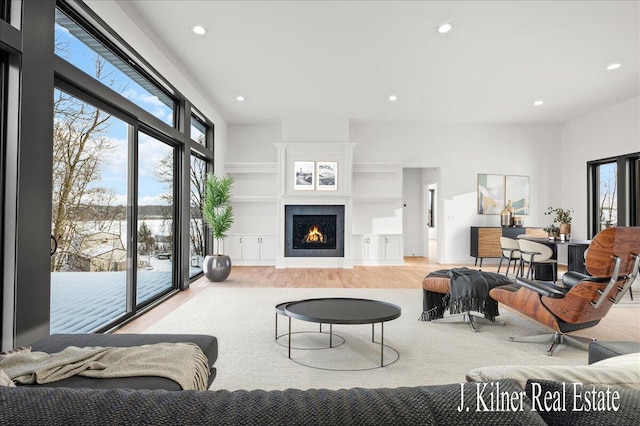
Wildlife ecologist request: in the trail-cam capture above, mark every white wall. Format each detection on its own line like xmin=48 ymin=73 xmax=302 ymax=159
xmin=350 ymin=123 xmax=563 ymax=263
xmin=560 ymin=97 xmax=640 ymax=239
xmin=227 ymin=124 xmax=281 ymax=163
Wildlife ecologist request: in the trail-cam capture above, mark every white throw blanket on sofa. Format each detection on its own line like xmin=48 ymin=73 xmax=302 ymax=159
xmin=0 ymin=342 xmax=209 ymax=390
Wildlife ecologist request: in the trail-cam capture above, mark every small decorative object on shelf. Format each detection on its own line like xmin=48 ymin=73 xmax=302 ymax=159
xmin=543 ymin=224 xmax=560 ymax=239
xmin=544 ymin=206 xmax=573 ymax=240
xmin=500 ymin=200 xmax=515 ymax=227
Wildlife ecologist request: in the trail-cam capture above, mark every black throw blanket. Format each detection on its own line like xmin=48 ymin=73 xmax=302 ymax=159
xmin=420 ymin=268 xmax=512 ymax=322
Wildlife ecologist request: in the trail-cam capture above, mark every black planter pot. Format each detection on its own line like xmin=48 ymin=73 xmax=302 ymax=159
xmin=203 ymin=254 xmax=232 ymax=282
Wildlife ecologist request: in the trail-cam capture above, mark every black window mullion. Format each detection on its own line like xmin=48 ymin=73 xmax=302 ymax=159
xmin=127 ymin=122 xmax=138 ymax=314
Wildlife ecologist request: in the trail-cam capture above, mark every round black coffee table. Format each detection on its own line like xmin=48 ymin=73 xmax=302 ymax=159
xmin=283 ymin=298 xmax=401 ymax=369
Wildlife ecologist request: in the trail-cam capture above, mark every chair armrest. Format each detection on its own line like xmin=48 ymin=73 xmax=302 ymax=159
xmin=562 ymin=271 xmax=611 ymax=288
xmin=514 ymin=277 xmax=567 ymax=298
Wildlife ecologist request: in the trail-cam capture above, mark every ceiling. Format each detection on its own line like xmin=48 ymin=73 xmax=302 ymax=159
xmin=113 ymin=0 xmax=639 ymax=125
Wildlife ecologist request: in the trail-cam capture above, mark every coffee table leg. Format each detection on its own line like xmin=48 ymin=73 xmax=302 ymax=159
xmin=288 ymin=316 xmax=292 ymax=359
xmin=329 ymin=324 xmax=333 ymax=348
xmin=380 ymin=322 xmax=384 ymax=367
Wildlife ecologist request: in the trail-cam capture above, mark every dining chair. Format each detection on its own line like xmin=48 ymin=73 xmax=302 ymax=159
xmin=497 ymin=237 xmax=521 ymax=277
xmin=517 ymin=238 xmax=558 ymax=282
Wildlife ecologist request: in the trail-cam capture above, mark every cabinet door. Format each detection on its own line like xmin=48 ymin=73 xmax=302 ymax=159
xmin=478 ymin=228 xmax=501 ymax=257
xmin=224 ymin=236 xmax=243 ymax=261
xmin=367 ymin=235 xmax=386 ymax=260
xmin=259 ymin=235 xmax=277 ymax=260
xmin=242 ymin=236 xmax=261 ymax=260
xmin=384 ymin=235 xmax=404 ymax=260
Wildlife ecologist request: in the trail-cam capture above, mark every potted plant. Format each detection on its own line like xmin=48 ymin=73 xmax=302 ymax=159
xmin=202 ymin=174 xmax=234 ymax=282
xmin=544 ymin=206 xmax=573 ymax=237
xmin=543 ymin=224 xmax=560 ymax=239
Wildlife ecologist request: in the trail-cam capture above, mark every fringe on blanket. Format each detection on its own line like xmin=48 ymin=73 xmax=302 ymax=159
xmin=419 ymin=293 xmax=450 ymax=321
xmin=449 ymin=296 xmax=499 ymax=322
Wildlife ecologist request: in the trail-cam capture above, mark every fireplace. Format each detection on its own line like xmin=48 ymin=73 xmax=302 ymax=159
xmin=285 ymin=205 xmax=344 ymax=257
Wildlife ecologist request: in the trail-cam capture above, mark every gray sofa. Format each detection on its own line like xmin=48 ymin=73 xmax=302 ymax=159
xmin=1 ymin=336 xmax=638 ymax=425
xmin=23 ymin=333 xmax=218 ymax=390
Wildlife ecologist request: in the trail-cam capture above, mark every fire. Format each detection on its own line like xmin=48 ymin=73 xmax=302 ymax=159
xmin=305 ymin=225 xmax=326 ymax=243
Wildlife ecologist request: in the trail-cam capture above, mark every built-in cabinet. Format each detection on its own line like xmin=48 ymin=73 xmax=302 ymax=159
xmin=225 ymin=235 xmax=277 ymax=265
xmin=352 ymin=234 xmax=404 ymax=265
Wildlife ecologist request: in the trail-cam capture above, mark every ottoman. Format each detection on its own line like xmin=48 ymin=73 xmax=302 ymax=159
xmin=420 ymin=268 xmax=512 ymax=331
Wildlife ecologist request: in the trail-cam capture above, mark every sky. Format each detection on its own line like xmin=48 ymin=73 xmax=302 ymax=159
xmin=55 ymin=15 xmax=176 ymax=207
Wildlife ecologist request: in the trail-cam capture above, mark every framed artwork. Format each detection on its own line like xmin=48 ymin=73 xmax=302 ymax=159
xmin=477 ymin=174 xmax=505 ymax=214
xmin=293 ymin=161 xmax=315 ymax=190
xmin=316 ymin=161 xmax=338 ymax=191
xmin=505 ymin=175 xmax=530 ymax=215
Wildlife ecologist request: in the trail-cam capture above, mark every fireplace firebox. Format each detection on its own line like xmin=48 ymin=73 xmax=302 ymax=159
xmin=293 ymin=215 xmax=337 ymax=250
xmin=285 ymin=205 xmax=344 ymax=257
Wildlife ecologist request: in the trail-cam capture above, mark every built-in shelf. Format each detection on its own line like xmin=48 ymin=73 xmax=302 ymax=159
xmin=353 ymin=163 xmax=403 ymax=174
xmin=225 ymin=162 xmax=277 ymax=174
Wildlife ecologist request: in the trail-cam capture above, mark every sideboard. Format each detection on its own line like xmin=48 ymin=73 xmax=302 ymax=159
xmin=470 ymin=226 xmax=546 ymax=267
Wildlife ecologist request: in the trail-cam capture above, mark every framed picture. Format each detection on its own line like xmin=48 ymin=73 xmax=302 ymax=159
xmin=316 ymin=161 xmax=338 ymax=191
xmin=505 ymin=175 xmax=530 ymax=215
xmin=293 ymin=161 xmax=315 ymax=190
xmin=477 ymin=174 xmax=505 ymax=214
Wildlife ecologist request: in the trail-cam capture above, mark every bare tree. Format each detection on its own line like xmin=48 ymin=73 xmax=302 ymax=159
xmin=598 ymin=166 xmax=617 ymax=229
xmin=155 ymin=153 xmax=207 ymax=261
xmin=51 ymin=58 xmax=119 ymax=272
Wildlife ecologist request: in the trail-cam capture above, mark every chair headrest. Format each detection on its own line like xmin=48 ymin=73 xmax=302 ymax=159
xmin=586 ymin=227 xmax=640 ymax=277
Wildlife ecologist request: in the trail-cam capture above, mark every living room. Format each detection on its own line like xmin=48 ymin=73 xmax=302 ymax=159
xmin=1 ymin=1 xmax=639 ymax=423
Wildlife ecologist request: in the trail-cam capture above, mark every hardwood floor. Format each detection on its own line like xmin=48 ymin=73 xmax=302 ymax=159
xmin=117 ymin=257 xmax=640 ymax=344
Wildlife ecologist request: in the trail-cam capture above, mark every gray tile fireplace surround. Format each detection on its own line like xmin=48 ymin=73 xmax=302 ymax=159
xmin=285 ymin=204 xmax=345 ymax=257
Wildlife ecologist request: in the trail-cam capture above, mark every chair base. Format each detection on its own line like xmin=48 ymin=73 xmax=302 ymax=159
xmin=432 ymin=312 xmax=505 ymax=333
xmin=508 ymin=332 xmax=595 ymax=356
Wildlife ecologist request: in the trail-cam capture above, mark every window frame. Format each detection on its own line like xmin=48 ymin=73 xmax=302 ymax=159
xmin=587 ymin=152 xmax=640 ymax=238
xmin=49 ymin=0 xmax=215 ymax=331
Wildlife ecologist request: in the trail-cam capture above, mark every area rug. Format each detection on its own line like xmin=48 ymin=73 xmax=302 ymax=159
xmin=143 ymin=287 xmax=589 ymax=391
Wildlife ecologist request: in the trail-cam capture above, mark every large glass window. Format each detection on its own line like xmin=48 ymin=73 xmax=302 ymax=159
xmin=54 ymin=8 xmax=175 ymax=126
xmin=190 ymin=155 xmax=207 ymax=277
xmin=45 ymin=1 xmax=215 ymax=335
xmin=50 ymin=89 xmax=129 ymax=333
xmin=190 ymin=114 xmax=206 ymax=146
xmin=137 ymin=132 xmax=175 ymax=305
xmin=589 ymin=152 xmax=640 ymax=237
xmin=596 ymin=162 xmax=617 ymax=231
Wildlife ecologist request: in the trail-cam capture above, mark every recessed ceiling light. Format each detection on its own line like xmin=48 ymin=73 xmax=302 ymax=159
xmin=606 ymin=63 xmax=621 ymax=70
xmin=533 ymin=100 xmax=544 ymax=106
xmin=236 ymin=95 xmax=245 ymax=102
xmin=437 ymin=23 xmax=453 ymax=33
xmin=388 ymin=95 xmax=398 ymax=102
xmin=192 ymin=25 xmax=206 ymax=35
